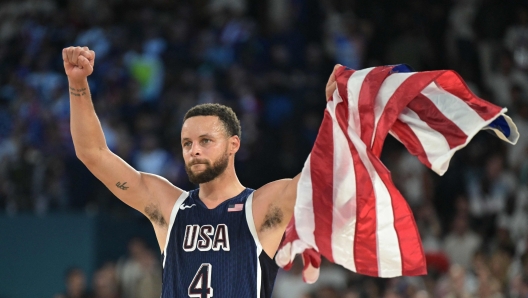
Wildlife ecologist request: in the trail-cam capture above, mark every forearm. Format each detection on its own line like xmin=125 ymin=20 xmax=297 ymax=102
xmin=69 ymin=78 xmax=108 ymax=162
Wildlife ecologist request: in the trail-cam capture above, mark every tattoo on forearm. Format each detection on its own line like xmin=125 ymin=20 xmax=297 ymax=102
xmin=69 ymin=86 xmax=87 ymax=97
xmin=116 ymin=181 xmax=129 ymax=190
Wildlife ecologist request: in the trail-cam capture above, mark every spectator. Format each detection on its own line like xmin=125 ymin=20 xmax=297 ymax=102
xmin=116 ymin=238 xmax=162 ymax=298
xmin=483 ymin=51 xmax=528 ymax=108
xmin=273 ymin=258 xmax=347 ymax=298
xmin=508 ymin=98 xmax=528 ymax=172
xmin=443 ymin=214 xmax=482 ymax=269
xmin=93 ymin=263 xmax=120 ymax=298
xmin=435 ymin=264 xmax=475 ymax=297
xmin=504 ymin=7 xmax=528 ymax=70
xmin=467 ymin=154 xmax=517 ymax=240
xmin=133 ymin=133 xmax=171 ymax=176
xmin=0 ymin=1 xmax=526 ymax=297
xmin=54 ymin=267 xmax=92 ymax=298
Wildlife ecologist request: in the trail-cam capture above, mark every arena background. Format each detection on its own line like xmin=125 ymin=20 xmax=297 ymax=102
xmin=0 ymin=0 xmax=528 ymax=297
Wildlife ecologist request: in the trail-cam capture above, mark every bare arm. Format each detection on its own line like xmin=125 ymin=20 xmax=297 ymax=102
xmin=64 ymin=46 xmax=182 ymax=250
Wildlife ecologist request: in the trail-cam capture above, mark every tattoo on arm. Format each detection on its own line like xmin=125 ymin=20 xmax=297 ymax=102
xmin=69 ymin=86 xmax=87 ymax=97
xmin=116 ymin=181 xmax=129 ymax=190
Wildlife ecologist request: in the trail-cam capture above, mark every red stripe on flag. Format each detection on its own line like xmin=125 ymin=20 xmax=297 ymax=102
xmin=358 ymin=66 xmax=394 ymax=146
xmin=308 ymin=66 xmax=356 ymax=262
xmin=435 ymin=71 xmax=503 ymax=121
xmin=280 ymin=217 xmax=300 ymax=270
xmin=335 ymin=69 xmax=379 ymax=276
xmin=371 ymin=71 xmax=441 ymax=157
xmin=407 ymin=94 xmax=468 ymax=149
xmin=310 ymin=109 xmax=336 ymax=262
xmin=391 ymin=120 xmax=433 ymax=169
xmin=365 ymin=150 xmax=427 ymax=276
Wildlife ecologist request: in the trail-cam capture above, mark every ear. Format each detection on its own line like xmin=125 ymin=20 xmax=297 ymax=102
xmin=228 ymin=135 xmax=241 ymax=155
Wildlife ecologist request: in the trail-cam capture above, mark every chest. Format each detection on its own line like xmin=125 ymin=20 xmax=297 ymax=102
xmin=173 ymin=199 xmax=251 ymax=253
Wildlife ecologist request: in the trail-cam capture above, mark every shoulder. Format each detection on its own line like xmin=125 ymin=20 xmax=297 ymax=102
xmin=141 ymin=172 xmax=185 ymax=197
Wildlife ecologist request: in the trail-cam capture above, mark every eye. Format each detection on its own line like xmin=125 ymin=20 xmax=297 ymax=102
xmin=201 ymin=139 xmax=211 ymax=144
xmin=183 ymin=141 xmax=192 ymax=147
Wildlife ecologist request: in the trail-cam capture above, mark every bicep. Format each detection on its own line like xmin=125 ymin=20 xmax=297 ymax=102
xmin=252 ymin=175 xmax=300 ymax=256
xmin=254 ymin=174 xmax=301 ymax=229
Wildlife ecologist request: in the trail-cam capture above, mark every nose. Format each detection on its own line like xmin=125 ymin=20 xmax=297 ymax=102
xmin=189 ymin=143 xmax=201 ymax=157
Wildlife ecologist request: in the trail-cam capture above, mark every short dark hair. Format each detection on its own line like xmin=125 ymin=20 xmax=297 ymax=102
xmin=184 ymin=103 xmax=242 ymax=139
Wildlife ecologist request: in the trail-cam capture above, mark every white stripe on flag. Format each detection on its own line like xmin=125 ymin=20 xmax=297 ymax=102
xmin=421 ymin=82 xmax=485 ymax=136
xmin=347 ymin=67 xmax=375 ymax=133
xmin=295 ymin=156 xmax=318 ymax=251
xmin=398 ymin=107 xmax=452 ymax=174
xmin=328 ymin=91 xmax=357 ymax=272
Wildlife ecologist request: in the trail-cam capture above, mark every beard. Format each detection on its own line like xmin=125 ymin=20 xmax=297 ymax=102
xmin=185 ymin=151 xmax=229 ymax=184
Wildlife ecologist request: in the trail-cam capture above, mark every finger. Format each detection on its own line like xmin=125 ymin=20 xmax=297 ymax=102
xmin=326 ymin=81 xmax=337 ymax=101
xmin=72 ymin=47 xmax=83 ymax=66
xmin=79 ymin=49 xmax=93 ymax=61
xmin=78 ymin=56 xmax=93 ymax=72
xmin=79 ymin=49 xmax=95 ymax=67
xmin=90 ymin=50 xmax=95 ymax=67
xmin=67 ymin=47 xmax=74 ymax=65
xmin=331 ymin=64 xmax=342 ymax=78
xmin=326 ymin=64 xmax=342 ymax=86
xmin=62 ymin=48 xmax=68 ymax=63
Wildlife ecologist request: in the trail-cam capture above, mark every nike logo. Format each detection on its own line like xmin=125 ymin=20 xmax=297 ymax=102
xmin=179 ymin=204 xmax=196 ymax=210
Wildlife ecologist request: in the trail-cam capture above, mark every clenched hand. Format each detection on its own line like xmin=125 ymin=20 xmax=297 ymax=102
xmin=62 ymin=46 xmax=95 ymax=83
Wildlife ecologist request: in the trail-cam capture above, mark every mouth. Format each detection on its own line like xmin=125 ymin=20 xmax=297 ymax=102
xmin=190 ymin=163 xmax=208 ymax=169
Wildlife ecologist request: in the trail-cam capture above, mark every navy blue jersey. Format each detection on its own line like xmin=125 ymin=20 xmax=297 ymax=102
xmin=161 ymin=188 xmax=278 ymax=298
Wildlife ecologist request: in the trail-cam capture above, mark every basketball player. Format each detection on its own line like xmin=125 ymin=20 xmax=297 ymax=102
xmin=63 ymin=46 xmax=338 ymax=298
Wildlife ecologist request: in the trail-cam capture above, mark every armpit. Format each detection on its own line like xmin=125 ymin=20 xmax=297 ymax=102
xmin=260 ymin=205 xmax=283 ymax=232
xmin=145 ymin=203 xmax=167 ymax=226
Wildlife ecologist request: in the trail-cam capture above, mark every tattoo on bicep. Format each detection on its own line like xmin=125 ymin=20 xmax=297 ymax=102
xmin=116 ymin=181 xmax=129 ymax=190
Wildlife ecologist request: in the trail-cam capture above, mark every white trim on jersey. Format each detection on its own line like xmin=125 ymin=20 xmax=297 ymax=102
xmin=245 ymin=192 xmax=262 ymax=298
xmin=163 ymin=191 xmax=189 ymax=268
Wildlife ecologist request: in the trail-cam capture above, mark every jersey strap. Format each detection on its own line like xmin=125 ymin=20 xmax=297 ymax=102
xmin=163 ymin=190 xmax=189 ymax=268
xmin=244 ymin=192 xmax=263 ymax=297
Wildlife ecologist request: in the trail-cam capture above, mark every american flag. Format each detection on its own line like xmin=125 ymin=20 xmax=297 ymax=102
xmin=275 ymin=65 xmax=519 ymax=282
xmin=228 ymin=203 xmax=243 ymax=212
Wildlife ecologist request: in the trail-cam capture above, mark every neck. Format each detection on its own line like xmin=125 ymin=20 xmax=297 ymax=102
xmin=198 ymin=165 xmax=245 ymax=209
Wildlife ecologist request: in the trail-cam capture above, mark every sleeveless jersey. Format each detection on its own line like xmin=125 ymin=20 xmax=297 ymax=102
xmin=161 ymin=188 xmax=279 ymax=298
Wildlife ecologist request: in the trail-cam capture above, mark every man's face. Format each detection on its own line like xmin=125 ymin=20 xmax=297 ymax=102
xmin=181 ymin=116 xmax=233 ymax=184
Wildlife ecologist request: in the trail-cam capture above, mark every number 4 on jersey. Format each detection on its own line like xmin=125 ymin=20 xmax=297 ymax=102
xmin=188 ymin=263 xmax=213 ymax=298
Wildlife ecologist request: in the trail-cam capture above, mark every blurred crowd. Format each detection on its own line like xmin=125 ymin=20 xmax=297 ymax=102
xmin=1 ymin=0 xmax=528 ymax=297
xmin=54 ymin=238 xmax=162 ymax=298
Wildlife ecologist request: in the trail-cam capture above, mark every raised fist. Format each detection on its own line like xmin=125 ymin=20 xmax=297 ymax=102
xmin=62 ymin=46 xmax=95 ymax=82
